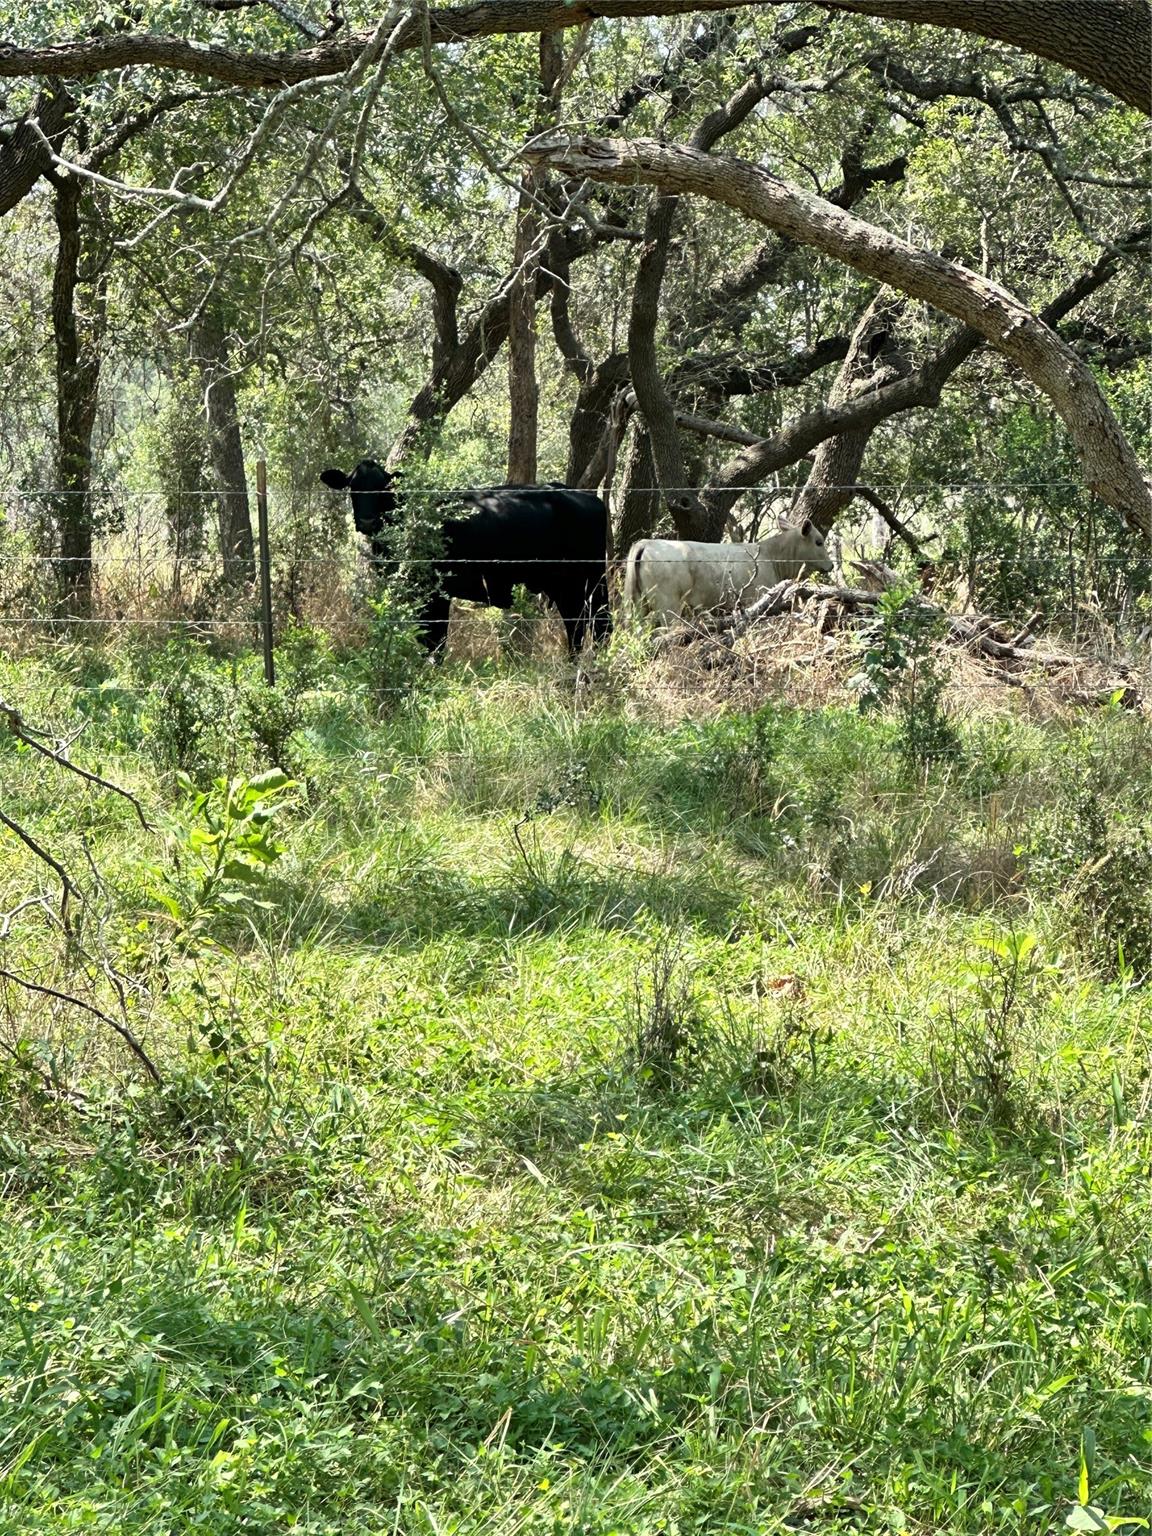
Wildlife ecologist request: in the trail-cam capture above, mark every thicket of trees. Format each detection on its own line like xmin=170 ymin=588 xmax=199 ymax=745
xmin=0 ymin=0 xmax=1147 ymax=618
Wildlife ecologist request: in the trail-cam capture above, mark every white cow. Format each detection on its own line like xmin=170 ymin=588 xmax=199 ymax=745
xmin=622 ymin=518 xmax=834 ymax=625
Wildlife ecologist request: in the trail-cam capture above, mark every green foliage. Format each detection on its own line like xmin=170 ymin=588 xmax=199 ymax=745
xmin=148 ymin=368 xmax=213 ymax=561
xmin=134 ymin=635 xmax=335 ymax=779
xmin=625 ymin=931 xmax=705 ymax=1092
xmin=1024 ymin=727 xmax=1152 ymax=978
xmin=2 ymin=0 xmax=1151 ymax=1511
xmin=149 ymin=769 xmax=296 ymax=941
xmin=139 ymin=642 xmax=233 ymax=780
xmin=853 ymin=585 xmax=961 ymax=772
xmin=3 ymin=638 xmax=1152 ymax=1534
xmin=925 ymin=930 xmax=1056 ymax=1128
xmin=350 ymin=585 xmax=433 ymax=709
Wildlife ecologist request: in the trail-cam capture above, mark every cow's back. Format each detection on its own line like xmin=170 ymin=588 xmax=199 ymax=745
xmin=627 ymin=538 xmax=762 ymax=619
xmin=441 ymin=485 xmax=608 ymax=607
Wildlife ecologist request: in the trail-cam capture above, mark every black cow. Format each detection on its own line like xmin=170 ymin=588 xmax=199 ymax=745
xmin=319 ymin=459 xmax=610 ymax=654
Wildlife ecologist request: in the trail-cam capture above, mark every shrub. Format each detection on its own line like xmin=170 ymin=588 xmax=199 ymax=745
xmin=348 ymin=587 xmax=432 ymax=711
xmin=852 ymin=584 xmax=960 ymax=773
xmin=1025 ymin=726 xmax=1152 ymax=977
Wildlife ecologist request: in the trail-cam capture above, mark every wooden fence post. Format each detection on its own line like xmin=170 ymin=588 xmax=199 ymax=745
xmin=256 ymin=459 xmax=275 ymax=687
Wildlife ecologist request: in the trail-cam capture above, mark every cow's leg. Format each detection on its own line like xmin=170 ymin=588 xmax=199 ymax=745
xmin=595 ymin=593 xmax=612 ymax=643
xmin=585 ymin=576 xmax=611 ymax=646
xmin=417 ymin=591 xmax=452 ymax=655
xmin=571 ymin=571 xmax=613 ymax=652
xmin=563 ymin=613 xmax=585 ymax=654
xmin=554 ymin=587 xmax=589 ymax=654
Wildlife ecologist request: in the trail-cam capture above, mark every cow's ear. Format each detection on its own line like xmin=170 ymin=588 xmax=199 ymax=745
xmin=320 ymin=467 xmax=350 ymax=490
xmin=800 ymin=518 xmax=815 ymax=537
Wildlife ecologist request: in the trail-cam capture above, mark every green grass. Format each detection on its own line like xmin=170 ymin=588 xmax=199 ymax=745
xmin=1 ymin=633 xmax=1150 ymax=1533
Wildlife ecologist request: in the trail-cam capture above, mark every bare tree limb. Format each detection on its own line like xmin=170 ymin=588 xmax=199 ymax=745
xmin=0 ymin=698 xmax=152 ymax=830
xmin=0 ymin=969 xmax=161 ymax=1083
xmin=854 ymin=486 xmax=933 ymax=556
xmin=0 ymin=808 xmax=79 ymax=931
xmin=620 ymin=391 xmax=770 ymax=447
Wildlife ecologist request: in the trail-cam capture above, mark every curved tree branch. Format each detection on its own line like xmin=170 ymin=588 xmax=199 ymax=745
xmin=704 ymin=218 xmax=1146 ymax=520
xmin=523 ymin=134 xmax=1152 ymax=537
xmin=815 ymin=0 xmax=1150 ymax=114
xmin=0 ymin=0 xmax=1142 ymax=113
xmin=0 ymin=3 xmax=767 ymax=89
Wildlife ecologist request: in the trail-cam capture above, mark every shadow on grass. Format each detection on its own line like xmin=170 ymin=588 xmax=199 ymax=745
xmin=452 ymin=1037 xmax=1078 ymax=1252
xmin=266 ymin=843 xmax=762 ymax=952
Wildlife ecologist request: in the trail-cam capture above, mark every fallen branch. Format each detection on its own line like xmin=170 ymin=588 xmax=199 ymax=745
xmin=1008 ymin=610 xmax=1044 ymax=648
xmin=695 ymin=579 xmax=1145 ymax=708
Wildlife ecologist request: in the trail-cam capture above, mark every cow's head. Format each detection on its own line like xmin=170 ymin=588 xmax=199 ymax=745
xmin=775 ymin=514 xmax=835 ymax=575
xmin=319 ymin=458 xmax=402 ymax=543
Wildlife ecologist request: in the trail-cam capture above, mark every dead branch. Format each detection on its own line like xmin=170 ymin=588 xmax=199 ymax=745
xmin=854 ymin=487 xmax=934 ymax=559
xmin=0 ymin=969 xmax=161 ymax=1084
xmin=0 ymin=696 xmax=152 ymax=829
xmin=700 ymin=578 xmax=1145 ymax=709
xmin=0 ymin=808 xmax=79 ymax=931
xmin=1009 ymin=610 xmax=1043 ymax=648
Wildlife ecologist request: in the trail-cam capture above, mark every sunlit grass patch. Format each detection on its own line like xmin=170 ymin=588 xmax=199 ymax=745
xmin=1 ymin=640 xmax=1152 ymax=1532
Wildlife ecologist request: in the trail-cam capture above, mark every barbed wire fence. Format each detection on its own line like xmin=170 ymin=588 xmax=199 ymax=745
xmin=2 ymin=470 xmax=1150 ymax=698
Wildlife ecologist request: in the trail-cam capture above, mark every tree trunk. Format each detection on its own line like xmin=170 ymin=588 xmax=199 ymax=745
xmin=524 ymin=135 xmax=1152 ymax=538
xmin=1 ymin=87 xmax=72 ymax=217
xmin=628 ymin=192 xmax=709 ymax=536
xmin=507 ymin=30 xmax=561 ymax=484
xmin=616 ymin=426 xmax=660 ymax=551
xmin=52 ymin=174 xmax=105 ymax=616
xmin=389 ymin=283 xmax=516 ymax=466
xmin=564 ymin=356 xmax=628 ymax=487
xmin=507 ymin=188 xmax=542 ymax=484
xmin=194 ymin=310 xmax=254 ymax=584
xmin=791 ymin=291 xmax=907 ymax=533
xmin=626 ymin=77 xmax=775 ymax=539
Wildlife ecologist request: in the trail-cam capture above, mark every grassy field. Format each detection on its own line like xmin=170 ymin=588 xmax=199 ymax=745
xmin=1 ymin=624 xmax=1151 ymax=1534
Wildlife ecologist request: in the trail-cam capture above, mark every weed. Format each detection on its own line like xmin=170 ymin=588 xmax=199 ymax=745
xmin=625 ymin=932 xmax=706 ymax=1090
xmin=148 ymin=770 xmax=296 ymax=945
xmin=140 ymin=643 xmax=232 ymax=779
xmin=721 ymin=971 xmax=833 ymax=1097
xmin=853 ymin=584 xmax=961 ymax=772
xmin=925 ymin=929 xmax=1052 ymax=1127
xmin=1025 ymin=731 xmax=1152 ymax=977
xmin=235 ymin=679 xmax=308 ymax=773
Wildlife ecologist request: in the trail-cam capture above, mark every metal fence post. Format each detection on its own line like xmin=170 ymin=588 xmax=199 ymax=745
xmin=256 ymin=459 xmax=275 ymax=687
